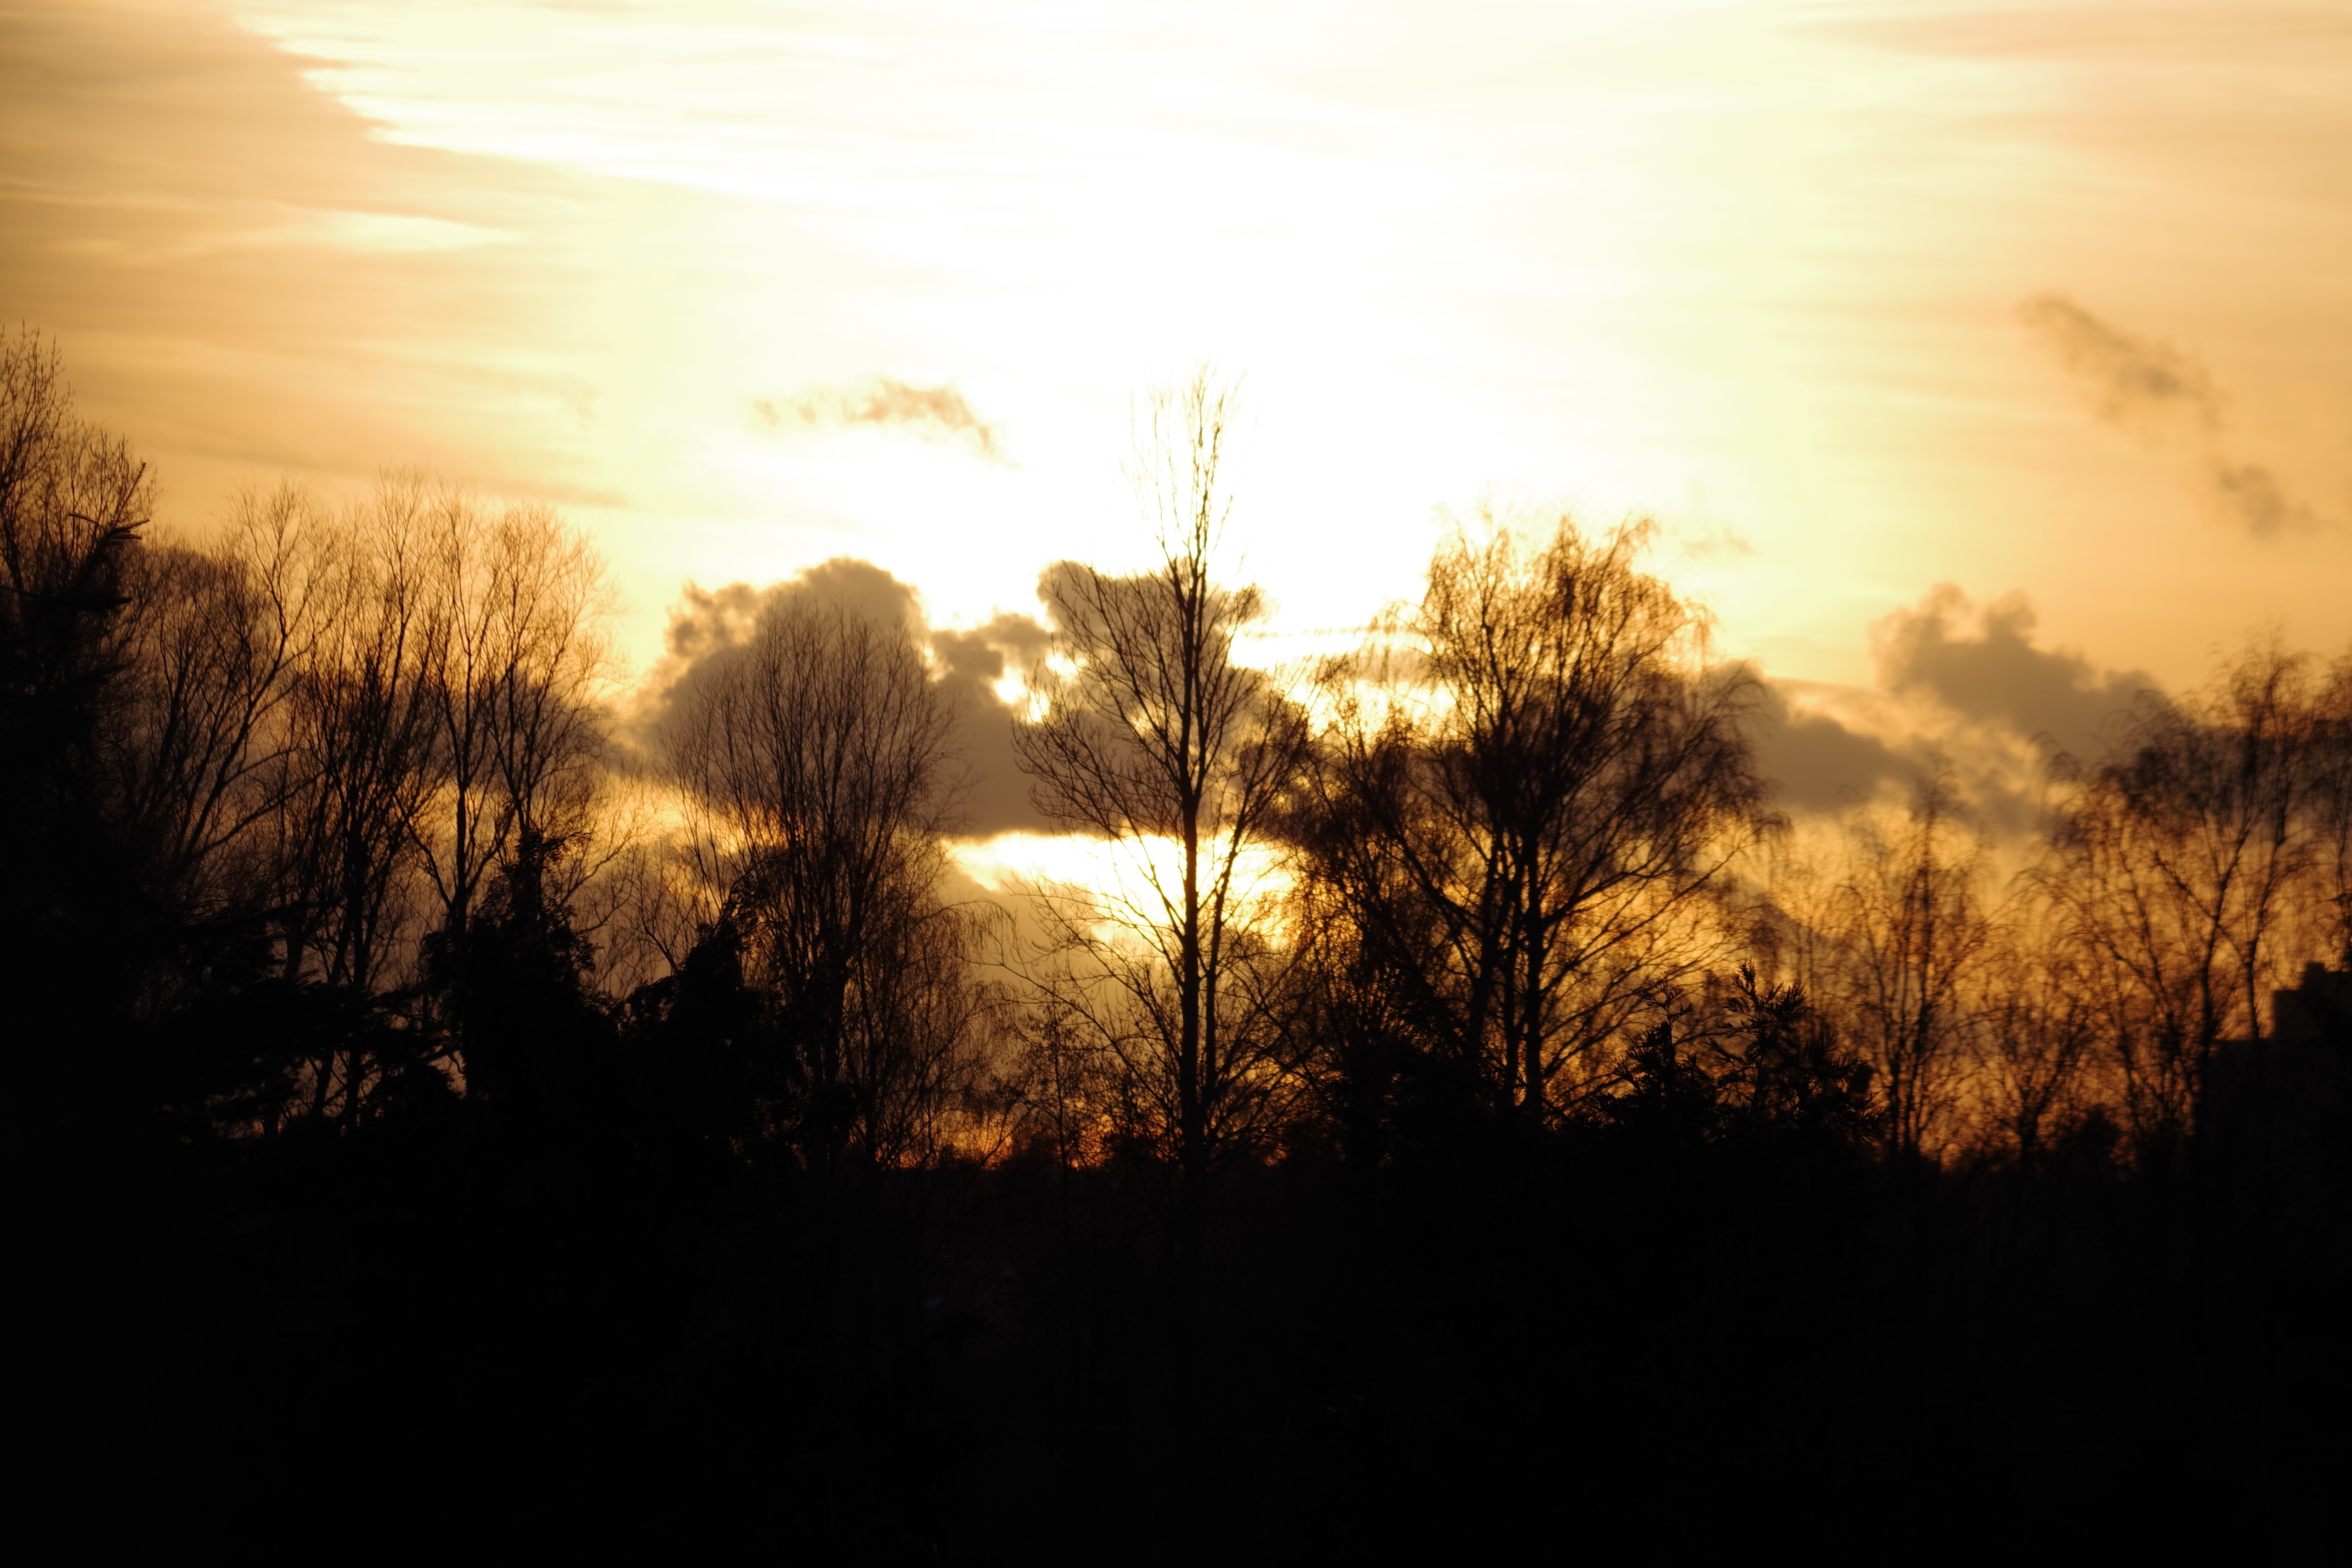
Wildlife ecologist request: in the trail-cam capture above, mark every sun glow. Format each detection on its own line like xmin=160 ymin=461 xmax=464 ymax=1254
xmin=75 ymin=0 xmax=2304 ymax=702
xmin=13 ymin=0 xmax=2352 ymax=743
xmin=954 ymin=830 xmax=1295 ymax=944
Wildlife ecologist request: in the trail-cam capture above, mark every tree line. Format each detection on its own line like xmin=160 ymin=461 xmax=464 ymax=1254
xmin=11 ymin=334 xmax=2347 ymax=1551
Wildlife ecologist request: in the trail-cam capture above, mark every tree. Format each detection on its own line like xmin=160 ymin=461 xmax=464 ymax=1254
xmin=1302 ymin=510 xmax=1768 ymax=1135
xmin=1974 ymin=907 xmax=2103 ymax=1176
xmin=2040 ymin=645 xmax=2320 ymax=1149
xmin=0 ymin=325 xmax=153 ymax=1121
xmin=102 ymin=490 xmax=327 ymax=930
xmin=1012 ymin=370 xmax=1312 ymax=1224
xmin=1601 ymin=969 xmax=1873 ymax=1175
xmin=426 ymin=824 xmax=607 ymax=1110
xmin=2301 ymin=653 xmax=2352 ymax=969
xmin=667 ymin=597 xmax=970 ymax=1166
xmin=403 ymin=478 xmax=613 ymax=1089
xmin=1827 ymin=773 xmax=1990 ymax=1164
xmin=0 ymin=328 xmax=151 ymax=791
xmin=284 ymin=513 xmax=449 ymax=1120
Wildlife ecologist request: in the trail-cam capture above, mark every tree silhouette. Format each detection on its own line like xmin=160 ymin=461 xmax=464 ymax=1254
xmin=1011 ymin=369 xmax=1312 ymax=1244
xmin=6 ymin=326 xmax=2346 ymax=1547
xmin=665 ymin=597 xmax=973 ymax=1169
xmin=1302 ymin=510 xmax=1769 ymax=1140
xmin=2041 ymin=645 xmax=2322 ymax=1148
xmin=0 ymin=326 xmax=152 ymax=1128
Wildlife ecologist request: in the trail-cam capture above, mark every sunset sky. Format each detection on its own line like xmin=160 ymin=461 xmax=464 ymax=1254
xmin=8 ymin=0 xmax=2351 ymax=814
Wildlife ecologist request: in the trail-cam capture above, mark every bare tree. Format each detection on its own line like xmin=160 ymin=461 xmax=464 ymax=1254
xmin=668 ymin=598 xmax=968 ymax=1165
xmin=392 ymin=479 xmax=616 ymax=1098
xmin=2301 ymin=654 xmax=2352 ymax=970
xmin=0 ymin=326 xmax=153 ymax=821
xmin=1303 ymin=510 xmax=1769 ymax=1129
xmin=102 ymin=487 xmax=334 ymax=928
xmin=1001 ymin=971 xmax=1119 ymax=1177
xmin=2040 ymin=645 xmax=2321 ymax=1149
xmin=1975 ymin=905 xmax=2105 ymax=1175
xmin=270 ymin=482 xmax=445 ymax=1123
xmin=0 ymin=326 xmax=155 ymax=1114
xmin=840 ymin=900 xmax=1000 ymax=1168
xmin=1012 ymin=369 xmax=1312 ymax=1217
xmin=408 ymin=480 xmax=612 ymax=951
xmin=1828 ymin=772 xmax=1991 ymax=1163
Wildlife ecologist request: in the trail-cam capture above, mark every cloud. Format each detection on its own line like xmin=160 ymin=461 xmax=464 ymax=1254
xmin=1743 ymin=586 xmax=2167 ymax=833
xmin=2020 ymin=292 xmax=2326 ymax=540
xmin=2018 ymin=293 xmax=2220 ymax=433
xmin=640 ymin=557 xmax=1052 ymax=836
xmin=1675 ymin=525 xmax=1758 ymax=563
xmin=0 ymin=0 xmax=597 ymax=517
xmin=928 ymin=612 xmax=1057 ymax=833
xmin=753 ymin=377 xmax=1006 ymax=462
xmin=249 ymin=209 xmax=511 ymax=255
xmin=2210 ymin=459 xmax=2319 ymax=541
xmin=1872 ymin=585 xmax=2155 ymax=764
xmin=1745 ymin=674 xmax=1909 ymax=814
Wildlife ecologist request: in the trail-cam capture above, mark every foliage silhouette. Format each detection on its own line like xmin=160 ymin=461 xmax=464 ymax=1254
xmin=7 ymin=333 xmax=2348 ymax=1553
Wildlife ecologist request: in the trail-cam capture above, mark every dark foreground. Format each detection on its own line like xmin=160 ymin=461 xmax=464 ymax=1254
xmin=23 ymin=1057 xmax=2352 ymax=1561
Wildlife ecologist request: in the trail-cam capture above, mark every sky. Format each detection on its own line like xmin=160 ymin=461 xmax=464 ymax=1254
xmin=6 ymin=0 xmax=2352 ymax=823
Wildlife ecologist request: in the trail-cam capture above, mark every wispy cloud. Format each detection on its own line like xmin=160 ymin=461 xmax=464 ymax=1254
xmin=1674 ymin=524 xmax=1758 ymax=563
xmin=2018 ymin=294 xmax=2219 ymax=431
xmin=753 ymin=377 xmax=1005 ymax=462
xmin=2020 ymin=292 xmax=2325 ymax=540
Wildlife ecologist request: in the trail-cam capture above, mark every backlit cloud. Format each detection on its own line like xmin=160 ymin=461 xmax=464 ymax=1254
xmin=753 ymin=378 xmax=1005 ymax=463
xmin=2021 ymin=293 xmax=2327 ymax=540
xmin=1873 ymin=584 xmax=2156 ymax=765
xmin=640 ymin=557 xmax=1051 ymax=836
xmin=1745 ymin=675 xmax=1908 ymax=814
xmin=1745 ymin=585 xmax=2166 ymax=834
xmin=2018 ymin=293 xmax=2220 ymax=433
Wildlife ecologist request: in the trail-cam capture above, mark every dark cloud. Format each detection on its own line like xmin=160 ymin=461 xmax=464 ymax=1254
xmin=1744 ymin=673 xmax=1909 ymax=814
xmin=659 ymin=559 xmax=924 ymax=664
xmin=928 ymin=612 xmax=1056 ymax=833
xmin=1873 ymin=585 xmax=2155 ymax=763
xmin=643 ymin=557 xmax=1052 ymax=837
xmin=2019 ymin=293 xmax=2326 ymax=540
xmin=753 ymin=378 xmax=1005 ymax=462
xmin=1740 ymin=588 xmax=2165 ymax=833
xmin=2210 ymin=459 xmax=2319 ymax=541
xmin=2018 ymin=293 xmax=2221 ymax=432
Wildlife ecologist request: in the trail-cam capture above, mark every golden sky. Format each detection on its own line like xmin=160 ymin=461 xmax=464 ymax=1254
xmin=8 ymin=0 xmax=2351 ymax=724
